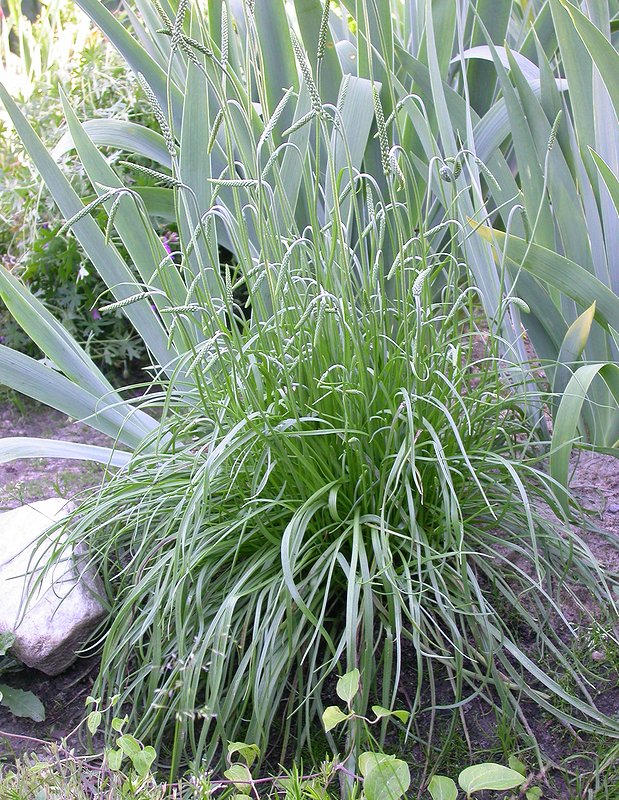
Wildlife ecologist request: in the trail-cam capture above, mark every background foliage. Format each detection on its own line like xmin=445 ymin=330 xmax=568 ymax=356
xmin=0 ymin=0 xmax=163 ymax=374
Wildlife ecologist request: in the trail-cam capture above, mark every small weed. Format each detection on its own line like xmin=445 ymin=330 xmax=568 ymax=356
xmin=0 ymin=674 xmax=541 ymax=799
xmin=0 ymin=463 xmax=102 ymax=509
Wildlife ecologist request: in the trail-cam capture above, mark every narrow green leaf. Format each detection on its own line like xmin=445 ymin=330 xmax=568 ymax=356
xmin=278 ymin=82 xmax=312 ymax=220
xmin=550 ymin=363 xmax=619 ymax=507
xmin=590 ymin=148 xmax=619 ymax=218
xmin=59 ymin=91 xmax=191 ymax=329
xmin=549 ymin=0 xmax=595 ymax=154
xmin=0 ymin=345 xmax=152 ymax=449
xmin=0 ymin=264 xmax=117 ymax=401
xmin=424 ymin=6 xmax=523 ymax=352
xmin=565 ymin=303 xmax=598 ymax=360
xmin=133 ymin=187 xmax=176 ymax=221
xmin=254 ymin=2 xmax=298 ymax=117
xmin=325 ymin=76 xmax=375 ymax=229
xmin=72 ymin=0 xmax=183 ymax=128
xmin=0 ymin=82 xmax=177 ymax=374
xmin=464 ymin=0 xmax=512 ymax=115
xmin=0 ymin=437 xmax=130 ymax=467
xmin=53 ymin=120 xmax=172 ymax=168
xmin=474 ymin=226 xmax=619 ymax=332
xmin=458 ymin=45 xmax=543 ymax=84
xmin=504 ymin=46 xmax=592 ymax=269
xmin=178 ymin=57 xmax=221 ymax=299
xmin=487 ymin=621 xmax=619 ymax=733
xmin=559 ymin=1 xmax=619 ymax=123
xmin=481 ymin=40 xmax=554 ymax=249
xmin=125 ymin=0 xmax=170 ymax=69
xmin=293 ymin=0 xmax=341 ymax=106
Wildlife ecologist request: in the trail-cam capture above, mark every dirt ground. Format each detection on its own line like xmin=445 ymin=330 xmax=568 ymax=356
xmin=0 ymin=396 xmax=110 ymax=512
xmin=569 ymin=450 xmax=619 ymax=557
xmin=0 ymin=397 xmax=111 ymax=759
xmin=0 ymin=395 xmax=618 ymax=793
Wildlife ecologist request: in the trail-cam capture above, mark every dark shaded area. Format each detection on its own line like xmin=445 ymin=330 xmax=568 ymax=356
xmin=0 ymin=657 xmax=101 ymax=760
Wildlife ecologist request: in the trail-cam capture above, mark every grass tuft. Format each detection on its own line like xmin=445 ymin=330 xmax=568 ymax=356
xmin=54 ymin=199 xmax=618 ymax=769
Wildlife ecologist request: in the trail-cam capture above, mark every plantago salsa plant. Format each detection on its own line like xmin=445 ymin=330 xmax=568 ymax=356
xmin=0 ymin=0 xmax=617 ymax=777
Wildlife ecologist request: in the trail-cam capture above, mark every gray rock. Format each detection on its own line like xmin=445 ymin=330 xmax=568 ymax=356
xmin=0 ymin=498 xmax=105 ymax=676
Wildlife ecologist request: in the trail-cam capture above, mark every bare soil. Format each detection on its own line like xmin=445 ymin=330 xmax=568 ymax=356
xmin=569 ymin=450 xmax=619 ymax=569
xmin=0 ymin=396 xmax=110 ymax=511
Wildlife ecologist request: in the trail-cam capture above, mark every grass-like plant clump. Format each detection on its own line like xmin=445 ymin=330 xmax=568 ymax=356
xmin=59 ymin=177 xmax=616 ymax=769
xmin=0 ymin=0 xmax=617 ymax=781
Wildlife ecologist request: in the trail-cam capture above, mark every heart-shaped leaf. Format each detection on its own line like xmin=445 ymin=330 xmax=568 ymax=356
xmin=87 ymin=710 xmax=102 ymax=735
xmin=371 ymin=705 xmax=409 ymax=724
xmin=508 ymin=755 xmax=527 ymax=776
xmin=224 ymin=763 xmax=253 ymax=794
xmin=458 ymin=763 xmax=526 ymax=794
xmin=359 ymin=752 xmax=394 ymax=778
xmin=0 ymin=685 xmax=45 ymax=721
xmin=227 ymin=741 xmax=260 ymax=767
xmin=0 ymin=632 xmax=15 ymax=657
xmin=363 ymin=756 xmax=410 ymax=800
xmin=132 ymin=745 xmax=156 ymax=777
xmin=336 ymin=669 xmax=360 ymax=703
xmin=322 ymin=705 xmax=349 ymax=732
xmin=117 ymin=734 xmax=142 ymax=759
xmin=428 ymin=775 xmax=458 ymax=800
xmin=106 ymin=747 xmax=123 ymax=771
